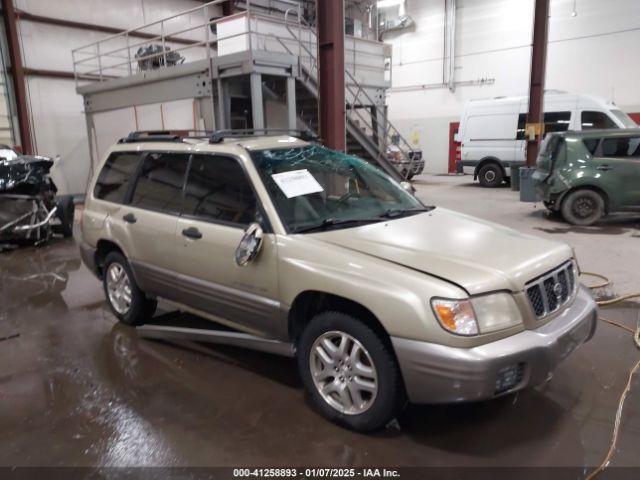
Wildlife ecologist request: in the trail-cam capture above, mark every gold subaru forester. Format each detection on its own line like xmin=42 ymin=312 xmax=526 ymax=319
xmin=80 ymin=131 xmax=598 ymax=431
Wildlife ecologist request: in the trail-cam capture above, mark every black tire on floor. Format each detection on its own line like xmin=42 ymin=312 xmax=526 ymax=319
xmin=297 ymin=311 xmax=405 ymax=432
xmin=103 ymin=251 xmax=156 ymax=326
xmin=561 ymin=189 xmax=605 ymax=226
xmin=478 ymin=163 xmax=504 ymax=188
xmin=54 ymin=195 xmax=75 ymax=238
xmin=407 ymin=172 xmax=415 ymax=180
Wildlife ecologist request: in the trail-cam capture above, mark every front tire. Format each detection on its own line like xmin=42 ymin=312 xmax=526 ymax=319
xmin=103 ymin=252 xmax=156 ymax=325
xmin=297 ymin=312 xmax=404 ymax=431
xmin=561 ymin=189 xmax=605 ymax=226
xmin=478 ymin=163 xmax=503 ymax=187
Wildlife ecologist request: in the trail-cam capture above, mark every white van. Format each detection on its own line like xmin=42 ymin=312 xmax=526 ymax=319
xmin=457 ymin=91 xmax=637 ymax=187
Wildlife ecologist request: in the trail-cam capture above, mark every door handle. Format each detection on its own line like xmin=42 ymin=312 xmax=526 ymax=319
xmin=123 ymin=213 xmax=137 ymax=224
xmin=596 ymin=165 xmax=613 ymax=171
xmin=182 ymin=227 xmax=203 ymax=240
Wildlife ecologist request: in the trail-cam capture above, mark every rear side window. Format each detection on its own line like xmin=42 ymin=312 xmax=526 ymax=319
xmin=582 ymin=138 xmax=600 ymax=155
xmin=601 ymin=137 xmax=640 ymax=158
xmin=183 ymin=155 xmax=257 ymax=226
xmin=544 ymin=111 xmax=571 ymax=134
xmin=517 ymin=112 xmax=571 ymax=140
xmin=94 ymin=152 xmax=143 ymax=203
xmin=541 ymin=135 xmax=566 ymax=162
xmin=516 ymin=114 xmax=526 ymax=140
xmin=582 ymin=111 xmax=617 ymax=130
xmin=130 ymin=152 xmax=189 ymax=213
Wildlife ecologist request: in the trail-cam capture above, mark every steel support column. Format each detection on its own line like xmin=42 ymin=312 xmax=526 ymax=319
xmin=525 ymin=0 xmax=550 ymax=167
xmin=217 ymin=78 xmax=230 ymax=129
xmin=2 ymin=0 xmax=33 ymax=153
xmin=250 ymin=73 xmax=264 ymax=130
xmin=286 ymin=76 xmax=297 ymax=132
xmin=317 ymin=0 xmax=345 ymax=151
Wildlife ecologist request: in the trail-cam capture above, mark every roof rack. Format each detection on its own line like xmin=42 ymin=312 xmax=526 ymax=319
xmin=118 ymin=131 xmax=183 ymax=144
xmin=118 ymin=129 xmax=319 ymax=145
xmin=208 ymin=129 xmax=319 ymax=144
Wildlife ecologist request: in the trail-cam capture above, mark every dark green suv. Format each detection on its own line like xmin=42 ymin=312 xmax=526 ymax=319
xmin=534 ymin=128 xmax=640 ymax=225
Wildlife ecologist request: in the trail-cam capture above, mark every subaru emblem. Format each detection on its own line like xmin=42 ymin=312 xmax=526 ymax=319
xmin=552 ymin=282 xmax=563 ymax=300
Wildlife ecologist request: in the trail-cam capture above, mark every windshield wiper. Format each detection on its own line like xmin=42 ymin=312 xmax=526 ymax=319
xmin=294 ymin=217 xmax=383 ymax=234
xmin=377 ymin=206 xmax=433 ymax=219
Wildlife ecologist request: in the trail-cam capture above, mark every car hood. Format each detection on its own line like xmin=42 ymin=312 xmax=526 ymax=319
xmin=311 ymin=208 xmax=572 ymax=295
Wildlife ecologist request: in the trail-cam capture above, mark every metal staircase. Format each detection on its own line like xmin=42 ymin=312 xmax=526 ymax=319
xmin=270 ymin=11 xmax=421 ymax=180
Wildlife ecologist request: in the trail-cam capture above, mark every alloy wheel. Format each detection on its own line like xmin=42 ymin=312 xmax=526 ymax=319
xmin=309 ymin=330 xmax=378 ymax=415
xmin=106 ymin=262 xmax=132 ymax=315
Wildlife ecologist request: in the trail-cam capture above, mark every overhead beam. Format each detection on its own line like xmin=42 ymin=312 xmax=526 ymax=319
xmin=525 ymin=0 xmax=550 ymax=167
xmin=317 ymin=0 xmax=346 ymax=152
xmin=15 ymin=9 xmax=199 ymax=46
xmin=2 ymin=0 xmax=33 ymax=153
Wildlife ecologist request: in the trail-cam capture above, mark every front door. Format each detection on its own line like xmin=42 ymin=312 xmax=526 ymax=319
xmin=175 ymin=153 xmax=282 ymax=337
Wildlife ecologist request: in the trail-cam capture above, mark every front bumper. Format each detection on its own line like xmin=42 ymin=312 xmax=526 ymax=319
xmin=392 ymin=286 xmax=597 ymax=404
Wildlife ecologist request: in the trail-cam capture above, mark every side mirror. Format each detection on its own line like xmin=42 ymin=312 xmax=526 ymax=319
xmin=400 ymin=181 xmax=415 ymax=194
xmin=235 ymin=222 xmax=264 ymax=267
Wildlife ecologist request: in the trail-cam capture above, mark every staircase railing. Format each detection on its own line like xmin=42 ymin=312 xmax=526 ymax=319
xmin=278 ymin=11 xmax=419 ymax=179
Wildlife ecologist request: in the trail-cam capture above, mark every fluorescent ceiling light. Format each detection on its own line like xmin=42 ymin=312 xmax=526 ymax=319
xmin=377 ymin=0 xmax=403 ymax=8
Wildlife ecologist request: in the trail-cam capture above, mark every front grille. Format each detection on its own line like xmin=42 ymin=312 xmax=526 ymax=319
xmin=525 ymin=261 xmax=576 ymax=319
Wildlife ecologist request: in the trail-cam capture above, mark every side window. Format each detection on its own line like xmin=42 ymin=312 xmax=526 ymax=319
xmin=544 ymin=111 xmax=571 ymax=134
xmin=130 ymin=152 xmax=189 ymax=213
xmin=582 ymin=111 xmax=617 ymax=130
xmin=516 ymin=114 xmax=526 ymax=140
xmin=601 ymin=137 xmax=640 ymax=158
xmin=93 ymin=152 xmax=143 ymax=203
xmin=582 ymin=138 xmax=600 ymax=155
xmin=184 ymin=155 xmax=257 ymax=226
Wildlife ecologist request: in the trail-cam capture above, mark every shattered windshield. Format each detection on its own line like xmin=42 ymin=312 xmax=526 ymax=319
xmin=250 ymin=145 xmax=430 ymax=233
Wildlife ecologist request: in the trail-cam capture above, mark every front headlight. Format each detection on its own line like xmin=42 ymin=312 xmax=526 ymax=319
xmin=470 ymin=292 xmax=523 ymax=333
xmin=431 ymin=293 xmax=523 ymax=336
xmin=431 ymin=298 xmax=478 ymax=336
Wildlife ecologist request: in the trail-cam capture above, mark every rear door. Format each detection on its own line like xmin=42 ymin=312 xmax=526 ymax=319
xmin=175 ymin=153 xmax=281 ymax=337
xmin=595 ymin=136 xmax=640 ymax=207
xmin=122 ymin=151 xmax=190 ymax=293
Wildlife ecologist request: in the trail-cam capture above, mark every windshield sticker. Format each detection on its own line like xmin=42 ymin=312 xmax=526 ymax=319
xmin=271 ymin=169 xmax=324 ymax=198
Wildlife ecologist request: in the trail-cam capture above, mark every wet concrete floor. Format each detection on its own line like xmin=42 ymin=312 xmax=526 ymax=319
xmin=0 ymin=237 xmax=639 ymax=471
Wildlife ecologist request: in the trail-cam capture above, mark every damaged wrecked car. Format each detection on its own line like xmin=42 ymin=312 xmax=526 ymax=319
xmin=0 ymin=147 xmax=74 ymax=248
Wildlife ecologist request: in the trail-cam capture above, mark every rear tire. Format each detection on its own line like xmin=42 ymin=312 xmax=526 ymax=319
xmin=103 ymin=251 xmax=156 ymax=326
xmin=478 ymin=163 xmax=504 ymax=187
xmin=297 ymin=311 xmax=404 ymax=432
xmin=561 ymin=189 xmax=605 ymax=226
